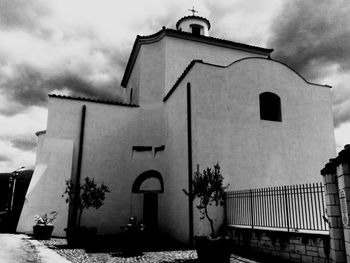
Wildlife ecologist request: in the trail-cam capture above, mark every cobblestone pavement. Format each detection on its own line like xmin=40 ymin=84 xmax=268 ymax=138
xmin=40 ymin=238 xmax=258 ymax=263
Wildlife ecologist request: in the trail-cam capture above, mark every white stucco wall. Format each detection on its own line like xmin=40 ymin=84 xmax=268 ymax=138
xmin=166 ymin=58 xmax=335 ymax=238
xmin=126 ymin=52 xmax=141 ymax=105
xmin=164 ymin=36 xmax=267 ymax=95
xmin=188 ymin=58 xmax=335 ymax=190
xmin=17 ymin=136 xmax=73 ymax=237
xmin=42 ymin=98 xmax=168 ymax=235
xmin=126 ymin=40 xmax=166 ymax=105
xmin=126 ymin=35 xmax=268 ymax=106
xmin=177 ymin=19 xmax=209 ymax=36
xmin=162 ymin=82 xmax=190 ymax=243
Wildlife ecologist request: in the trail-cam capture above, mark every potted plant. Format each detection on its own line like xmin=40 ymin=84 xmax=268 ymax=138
xmin=120 ymin=216 xmax=145 ymax=256
xmin=62 ymin=177 xmax=110 ymax=247
xmin=184 ymin=162 xmax=231 ymax=263
xmin=33 ymin=211 xmax=58 ymax=240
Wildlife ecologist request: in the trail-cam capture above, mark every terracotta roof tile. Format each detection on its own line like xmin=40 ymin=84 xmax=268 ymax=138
xmin=48 ymin=94 xmax=139 ymax=107
xmin=138 ymin=28 xmax=273 ymax=54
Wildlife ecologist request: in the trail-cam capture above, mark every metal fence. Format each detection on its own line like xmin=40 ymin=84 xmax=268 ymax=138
xmin=225 ymin=182 xmax=328 ymax=232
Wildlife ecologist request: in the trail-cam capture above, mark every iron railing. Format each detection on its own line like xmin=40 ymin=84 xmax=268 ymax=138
xmin=225 ymin=182 xmax=328 ymax=232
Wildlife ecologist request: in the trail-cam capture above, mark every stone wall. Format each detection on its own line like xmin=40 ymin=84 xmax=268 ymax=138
xmin=321 ymin=145 xmax=350 ymax=262
xmin=227 ymin=227 xmax=330 ymax=263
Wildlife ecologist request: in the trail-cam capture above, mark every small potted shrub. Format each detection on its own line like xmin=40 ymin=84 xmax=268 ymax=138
xmin=62 ymin=177 xmax=110 ymax=247
xmin=33 ymin=211 xmax=58 ymax=240
xmin=184 ymin=162 xmax=231 ymax=263
xmin=120 ymin=216 xmax=145 ymax=256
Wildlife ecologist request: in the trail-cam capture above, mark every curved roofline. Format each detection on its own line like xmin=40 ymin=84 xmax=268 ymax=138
xmin=176 ymin=15 xmax=211 ymax=30
xmin=121 ymin=28 xmax=273 ymax=88
xmin=224 ymin=57 xmax=332 ymax=88
xmin=163 ymin=57 xmax=331 ymax=103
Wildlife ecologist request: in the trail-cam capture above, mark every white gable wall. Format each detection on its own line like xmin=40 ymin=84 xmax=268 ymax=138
xmin=171 ymin=59 xmax=336 ymax=237
xmin=189 ymin=58 xmax=335 ymax=191
xmin=164 ymin=36 xmax=268 ymax=95
xmin=126 ymin=40 xmax=166 ymax=105
xmin=126 ymin=36 xmax=268 ymax=106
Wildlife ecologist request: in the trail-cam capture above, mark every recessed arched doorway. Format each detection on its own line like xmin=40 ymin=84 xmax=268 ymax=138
xmin=132 ymin=170 xmax=164 ymax=232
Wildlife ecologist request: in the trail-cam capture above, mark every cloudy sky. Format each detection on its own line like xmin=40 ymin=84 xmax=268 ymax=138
xmin=0 ymin=0 xmax=349 ymax=172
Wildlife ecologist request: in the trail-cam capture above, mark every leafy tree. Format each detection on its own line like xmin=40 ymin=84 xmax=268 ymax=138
xmin=63 ymin=177 xmax=110 ymax=227
xmin=184 ymin=163 xmax=228 ymax=237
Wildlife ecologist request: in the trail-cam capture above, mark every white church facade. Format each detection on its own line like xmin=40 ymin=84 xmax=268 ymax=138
xmin=17 ymin=15 xmax=336 ymax=244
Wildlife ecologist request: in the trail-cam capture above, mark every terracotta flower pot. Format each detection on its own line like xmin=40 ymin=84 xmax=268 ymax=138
xmin=120 ymin=230 xmax=145 ymax=256
xmin=33 ymin=225 xmax=54 ymax=240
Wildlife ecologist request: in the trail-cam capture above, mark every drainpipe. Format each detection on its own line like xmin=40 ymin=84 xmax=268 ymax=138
xmin=187 ymin=83 xmax=194 ymax=246
xmin=70 ymin=105 xmax=86 ymax=228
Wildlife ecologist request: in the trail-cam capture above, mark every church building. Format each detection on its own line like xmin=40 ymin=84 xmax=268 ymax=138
xmin=17 ymin=14 xmax=336 ymax=244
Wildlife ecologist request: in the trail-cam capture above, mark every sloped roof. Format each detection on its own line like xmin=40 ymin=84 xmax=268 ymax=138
xmin=121 ymin=27 xmax=273 ymax=88
xmin=48 ymin=94 xmax=139 ymax=107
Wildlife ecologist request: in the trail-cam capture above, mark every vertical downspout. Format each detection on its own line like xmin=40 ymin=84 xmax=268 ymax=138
xmin=187 ymin=83 xmax=194 ymax=246
xmin=70 ymin=105 xmax=86 ymax=228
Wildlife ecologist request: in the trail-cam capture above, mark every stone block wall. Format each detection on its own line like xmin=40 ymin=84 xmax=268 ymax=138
xmin=321 ymin=145 xmax=350 ymax=262
xmin=227 ymin=227 xmax=330 ymax=263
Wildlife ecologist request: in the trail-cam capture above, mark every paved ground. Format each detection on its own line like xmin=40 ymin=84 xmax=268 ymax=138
xmin=0 ymin=234 xmax=258 ymax=263
xmin=0 ymin=234 xmax=70 ymax=263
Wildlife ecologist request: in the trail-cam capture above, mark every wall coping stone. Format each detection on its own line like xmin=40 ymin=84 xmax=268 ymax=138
xmin=321 ymin=145 xmax=350 ymax=175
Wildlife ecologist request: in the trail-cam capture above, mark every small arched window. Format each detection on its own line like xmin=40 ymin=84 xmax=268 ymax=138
xmin=259 ymin=92 xmax=282 ymax=122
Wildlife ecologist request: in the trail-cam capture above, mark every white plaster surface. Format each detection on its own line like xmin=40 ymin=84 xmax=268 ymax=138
xmin=17 ymin=137 xmax=73 ymax=237
xmin=188 ymin=58 xmax=335 ymax=190
xmin=126 ymin=33 xmax=268 ymax=106
xmin=139 ymin=178 xmax=162 ymax=191
xmin=162 ymin=82 xmax=190 ymax=243
xmin=176 ymin=18 xmax=210 ymax=36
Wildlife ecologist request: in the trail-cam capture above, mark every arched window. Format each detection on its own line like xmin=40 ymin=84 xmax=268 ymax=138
xmin=132 ymin=170 xmax=164 ymax=193
xmin=259 ymin=92 xmax=282 ymax=122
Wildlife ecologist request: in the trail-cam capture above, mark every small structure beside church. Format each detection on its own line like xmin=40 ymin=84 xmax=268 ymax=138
xmin=17 ymin=13 xmax=336 ymax=244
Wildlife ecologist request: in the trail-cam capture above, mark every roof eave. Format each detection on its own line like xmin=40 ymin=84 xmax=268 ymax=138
xmin=121 ymin=29 xmax=166 ymax=88
xmin=121 ymin=28 xmax=273 ymax=88
xmin=48 ymin=94 xmax=139 ymax=107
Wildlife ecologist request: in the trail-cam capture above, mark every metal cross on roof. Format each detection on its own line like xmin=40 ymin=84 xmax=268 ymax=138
xmin=188 ymin=6 xmax=198 ymax=16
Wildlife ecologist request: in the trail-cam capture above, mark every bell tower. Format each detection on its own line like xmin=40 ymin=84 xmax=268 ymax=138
xmin=176 ymin=7 xmax=210 ymax=37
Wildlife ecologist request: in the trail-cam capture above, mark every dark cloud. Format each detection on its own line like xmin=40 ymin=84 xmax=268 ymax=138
xmin=0 ymin=59 xmax=125 ymax=116
xmin=267 ymin=0 xmax=350 ymax=127
xmin=10 ymin=137 xmax=37 ymax=152
xmin=0 ymin=0 xmax=128 ymax=117
xmin=333 ymin=81 xmax=350 ymax=127
xmin=268 ymin=0 xmax=350 ymax=79
xmin=0 ymin=0 xmax=49 ymax=31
